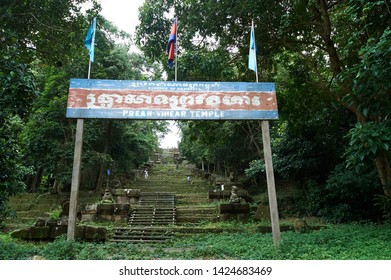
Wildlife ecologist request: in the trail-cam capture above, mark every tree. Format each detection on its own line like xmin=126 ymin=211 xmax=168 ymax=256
xmin=137 ymin=0 xmax=391 ymax=199
xmin=0 ymin=0 xmax=94 ymax=65
xmin=0 ymin=48 xmax=38 ymax=222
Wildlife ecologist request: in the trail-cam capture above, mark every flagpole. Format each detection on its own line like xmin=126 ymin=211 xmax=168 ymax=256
xmin=250 ymin=20 xmax=280 ymax=246
xmin=252 ymin=20 xmax=259 ymax=83
xmin=88 ymin=59 xmax=92 ymax=79
xmin=175 ymin=16 xmax=178 ymax=82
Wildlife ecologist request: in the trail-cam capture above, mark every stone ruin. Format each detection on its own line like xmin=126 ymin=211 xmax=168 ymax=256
xmin=11 ymin=188 xmax=141 ymax=241
xmin=79 ymin=188 xmax=140 ymax=223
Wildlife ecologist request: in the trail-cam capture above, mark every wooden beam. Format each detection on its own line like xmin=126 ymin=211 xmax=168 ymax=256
xmin=261 ymin=120 xmax=281 ymax=246
xmin=67 ymin=118 xmax=84 ymax=241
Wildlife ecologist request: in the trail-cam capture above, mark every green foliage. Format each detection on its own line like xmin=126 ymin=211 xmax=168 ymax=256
xmin=340 ymin=28 xmax=391 ymax=120
xmin=0 ymin=236 xmax=40 ymax=260
xmin=2 ymin=223 xmax=391 ymax=259
xmin=245 ymin=159 xmax=265 ymax=178
xmin=180 ymin=121 xmax=258 ymax=175
xmin=0 ymin=116 xmax=32 ymax=223
xmin=0 ymin=0 xmax=94 ymax=64
xmin=344 ymin=122 xmax=391 ymax=171
xmin=373 ymin=195 xmax=391 ymax=221
xmin=40 ymin=236 xmax=83 ymax=260
xmin=0 ymin=52 xmax=38 ymax=120
xmin=20 ymin=69 xmax=75 ymax=186
xmin=309 ymin=164 xmax=383 ymax=222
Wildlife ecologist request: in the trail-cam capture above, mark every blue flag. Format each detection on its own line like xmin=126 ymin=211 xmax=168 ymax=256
xmin=84 ymin=18 xmax=96 ymax=62
xmin=248 ymin=22 xmax=257 ymax=72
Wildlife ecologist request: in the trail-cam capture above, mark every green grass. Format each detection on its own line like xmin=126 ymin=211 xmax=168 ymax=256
xmin=3 ymin=164 xmax=391 ymax=260
xmin=1 ymin=223 xmax=391 ymax=260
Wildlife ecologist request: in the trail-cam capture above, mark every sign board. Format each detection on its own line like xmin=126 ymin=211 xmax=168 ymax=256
xmin=66 ymin=79 xmax=278 ymax=120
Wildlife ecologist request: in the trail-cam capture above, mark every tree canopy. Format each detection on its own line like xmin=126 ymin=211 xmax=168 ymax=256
xmin=0 ymin=0 xmax=390 ymax=223
xmin=135 ymin=0 xmax=391 ymax=221
xmin=0 ymin=0 xmax=167 ymax=222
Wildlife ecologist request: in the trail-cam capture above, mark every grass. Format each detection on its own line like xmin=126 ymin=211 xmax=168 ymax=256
xmin=1 ymin=222 xmax=391 ymax=260
xmin=3 ymin=163 xmax=391 ymax=260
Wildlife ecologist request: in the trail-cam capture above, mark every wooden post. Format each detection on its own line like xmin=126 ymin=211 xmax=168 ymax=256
xmin=67 ymin=118 xmax=84 ymax=241
xmin=261 ymin=120 xmax=281 ymax=246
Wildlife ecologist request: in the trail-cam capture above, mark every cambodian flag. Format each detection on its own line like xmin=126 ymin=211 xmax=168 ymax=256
xmin=167 ymin=19 xmax=177 ymax=69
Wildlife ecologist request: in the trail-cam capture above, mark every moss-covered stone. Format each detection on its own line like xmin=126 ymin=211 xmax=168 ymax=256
xmin=84 ymin=226 xmax=106 ymax=241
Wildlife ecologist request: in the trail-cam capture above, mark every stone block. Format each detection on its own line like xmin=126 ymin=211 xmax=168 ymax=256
xmin=10 ymin=228 xmax=30 ymax=239
xmin=112 ymin=214 xmax=128 ymax=222
xmin=113 ymin=204 xmax=130 ymax=215
xmin=253 ymin=204 xmax=271 ymax=222
xmin=116 ymin=196 xmax=129 ymax=204
xmin=84 ymin=226 xmax=107 ymax=241
xmin=125 ymin=189 xmax=141 ymax=198
xmin=29 ymin=226 xmax=51 ymax=239
xmin=80 ymin=213 xmax=97 ymax=222
xmin=80 ymin=203 xmax=98 ymax=222
xmin=76 ymin=225 xmax=86 ymax=239
xmin=97 ymin=214 xmax=113 ymax=221
xmin=49 ymin=225 xmax=67 ymax=238
xmin=96 ymin=203 xmax=114 ymax=215
xmin=219 ymin=203 xmax=250 ymax=214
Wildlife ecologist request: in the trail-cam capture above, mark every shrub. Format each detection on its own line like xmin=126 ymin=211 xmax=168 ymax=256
xmin=0 ymin=235 xmax=39 ymax=260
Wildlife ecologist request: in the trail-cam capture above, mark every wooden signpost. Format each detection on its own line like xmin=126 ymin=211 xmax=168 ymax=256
xmin=66 ymin=79 xmax=281 ymax=245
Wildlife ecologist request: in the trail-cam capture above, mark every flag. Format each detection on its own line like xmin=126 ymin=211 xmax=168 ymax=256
xmin=167 ymin=19 xmax=177 ymax=69
xmin=84 ymin=18 xmax=96 ymax=62
xmin=248 ymin=21 xmax=257 ymax=72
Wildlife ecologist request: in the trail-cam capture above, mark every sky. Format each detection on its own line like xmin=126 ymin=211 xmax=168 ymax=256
xmin=98 ymin=0 xmax=180 ymax=149
xmin=99 ymin=0 xmax=144 ymax=35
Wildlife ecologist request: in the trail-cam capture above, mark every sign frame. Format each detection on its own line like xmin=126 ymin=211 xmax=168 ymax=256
xmin=66 ymin=79 xmax=278 ymax=120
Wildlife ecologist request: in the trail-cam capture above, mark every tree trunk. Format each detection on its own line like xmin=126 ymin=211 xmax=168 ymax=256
xmin=96 ymin=120 xmax=112 ymax=191
xmin=375 ymin=152 xmax=391 ymax=198
xmin=315 ymin=0 xmax=391 ymax=198
xmin=52 ymin=180 xmax=61 ymax=194
xmin=29 ymin=167 xmax=43 ymax=193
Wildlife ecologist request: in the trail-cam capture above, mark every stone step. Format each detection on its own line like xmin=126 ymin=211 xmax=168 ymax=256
xmin=128 ymin=192 xmax=177 ymax=228
xmin=110 ymin=227 xmax=174 ymax=243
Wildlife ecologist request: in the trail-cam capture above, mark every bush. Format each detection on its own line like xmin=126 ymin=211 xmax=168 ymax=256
xmin=309 ymin=164 xmax=383 ymax=222
xmin=0 ymin=235 xmax=39 ymax=260
xmin=40 ymin=236 xmax=83 ymax=260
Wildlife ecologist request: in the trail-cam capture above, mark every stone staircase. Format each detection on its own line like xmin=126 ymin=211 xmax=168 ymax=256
xmin=7 ymin=162 xmax=222 ymax=243
xmin=129 ymin=192 xmax=176 ymax=226
xmin=111 ymin=227 xmax=174 ymax=243
xmin=110 ymin=191 xmax=177 ymax=243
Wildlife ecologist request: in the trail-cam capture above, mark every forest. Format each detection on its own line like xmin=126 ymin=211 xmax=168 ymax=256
xmin=1 ymin=0 xmax=391 ymax=228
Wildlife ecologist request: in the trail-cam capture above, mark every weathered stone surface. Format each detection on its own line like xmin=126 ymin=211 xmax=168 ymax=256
xmin=80 ymin=203 xmax=98 ymax=222
xmin=29 ymin=226 xmax=51 ymax=239
xmin=98 ymin=214 xmax=113 ymax=221
xmin=80 ymin=213 xmax=96 ymax=222
xmin=34 ymin=219 xmax=46 ymax=227
xmin=11 ymin=228 xmax=30 ymax=239
xmin=60 ymin=200 xmax=70 ymax=217
xmin=208 ymin=189 xmax=249 ymax=202
xmin=219 ymin=203 xmax=250 ymax=214
xmin=116 ymin=196 xmax=129 ymax=204
xmin=97 ymin=203 xmax=114 ymax=215
xmin=84 ymin=226 xmax=107 ymax=241
xmin=76 ymin=225 xmax=86 ymax=239
xmin=253 ymin=204 xmax=271 ymax=222
xmin=49 ymin=225 xmax=67 ymax=238
xmin=218 ymin=203 xmax=250 ymax=222
xmin=112 ymin=214 xmax=128 ymax=222
xmin=96 ymin=203 xmax=130 ymax=221
xmin=113 ymin=204 xmax=130 ymax=215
